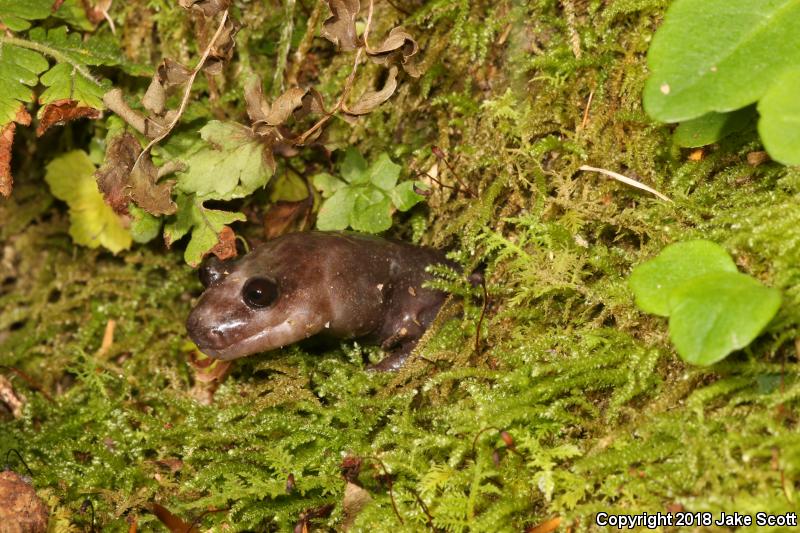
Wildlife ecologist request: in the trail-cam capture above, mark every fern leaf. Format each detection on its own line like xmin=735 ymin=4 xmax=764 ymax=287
xmin=0 ymin=43 xmax=48 ymax=125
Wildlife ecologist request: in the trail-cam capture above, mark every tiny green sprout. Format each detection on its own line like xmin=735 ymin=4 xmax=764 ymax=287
xmin=629 ymin=240 xmax=782 ymax=366
xmin=312 ymin=148 xmax=425 ymax=233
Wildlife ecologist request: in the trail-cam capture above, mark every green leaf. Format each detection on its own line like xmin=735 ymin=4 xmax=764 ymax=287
xmin=316 ymin=188 xmax=354 ymax=231
xmin=177 ymin=121 xmax=273 ymax=200
xmin=340 ymin=147 xmax=368 ymax=183
xmin=129 ymin=204 xmax=162 ymax=244
xmin=44 ymin=150 xmax=132 ymax=254
xmin=164 ymin=193 xmax=246 ymax=266
xmin=673 ymin=106 xmax=756 ymax=148
xmin=312 ymin=172 xmax=346 ymax=198
xmin=668 ymin=272 xmax=782 ymax=365
xmin=0 ymin=0 xmax=51 ymax=31
xmin=390 ymin=180 xmax=424 ymax=212
xmin=629 ymin=240 xmax=737 ymax=317
xmin=757 ymin=68 xmax=800 ymax=165
xmin=367 ymin=153 xmax=400 ymax=191
xmin=39 ymin=62 xmax=109 ymax=110
xmin=0 ymin=44 xmax=49 ymax=125
xmin=643 ymin=0 xmax=800 ymax=123
xmin=350 ymin=189 xmax=391 ymax=233
xmin=28 ymin=27 xmax=123 ymax=67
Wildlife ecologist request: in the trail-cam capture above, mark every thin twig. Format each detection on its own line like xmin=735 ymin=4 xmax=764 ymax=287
xmin=367 ymin=456 xmax=404 ymax=525
xmin=5 ymin=449 xmax=34 ymax=477
xmin=578 ymin=165 xmax=672 ymax=202
xmin=580 ymin=89 xmax=594 ymax=129
xmin=132 ymin=10 xmax=230 ymax=172
xmin=295 ymin=48 xmax=363 ymax=145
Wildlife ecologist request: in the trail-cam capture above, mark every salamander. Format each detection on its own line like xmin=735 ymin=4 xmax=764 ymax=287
xmin=186 ymin=231 xmax=455 ymax=371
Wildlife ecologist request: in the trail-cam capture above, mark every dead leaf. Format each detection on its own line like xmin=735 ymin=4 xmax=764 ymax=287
xmin=343 ymin=66 xmax=398 ymax=116
xmin=0 ymin=108 xmax=31 ymax=198
xmin=342 ymin=482 xmax=372 ymax=530
xmin=747 ymin=150 xmax=770 ymax=166
xmin=0 ymin=471 xmax=49 ymax=533
xmin=80 ymin=0 xmax=113 ymax=26
xmin=263 ymin=200 xmax=311 ymax=239
xmin=36 ymin=99 xmax=102 ymax=137
xmin=96 ymin=133 xmax=177 ymax=216
xmin=264 ymin=87 xmax=308 ymax=126
xmin=149 ymin=502 xmax=200 ymax=533
xmin=367 ymin=27 xmax=420 ymax=77
xmin=0 ymin=123 xmax=16 ymax=199
xmin=525 ymin=517 xmax=561 ymax=533
xmin=0 ymin=375 xmax=26 ymax=418
xmin=322 ymin=0 xmax=361 ymax=51
xmin=179 ymin=0 xmax=230 ymax=17
xmin=294 ymin=504 xmax=334 ymax=533
xmin=130 ymin=155 xmax=177 ymax=216
xmin=157 ymin=58 xmax=192 ymax=88
xmin=209 ymin=225 xmax=237 ymax=261
xmin=51 ymin=0 xmax=65 ymax=11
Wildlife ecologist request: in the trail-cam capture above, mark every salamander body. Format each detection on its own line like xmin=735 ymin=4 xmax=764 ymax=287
xmin=186 ymin=231 xmax=454 ymax=370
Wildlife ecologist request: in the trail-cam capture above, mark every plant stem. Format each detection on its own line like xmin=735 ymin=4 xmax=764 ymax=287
xmin=0 ymin=35 xmax=102 ymax=86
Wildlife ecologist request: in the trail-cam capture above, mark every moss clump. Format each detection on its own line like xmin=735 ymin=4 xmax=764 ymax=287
xmin=2 ymin=0 xmax=800 ymax=531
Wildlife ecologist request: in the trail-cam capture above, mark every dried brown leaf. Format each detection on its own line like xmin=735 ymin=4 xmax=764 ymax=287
xmin=264 ymin=87 xmax=308 ymax=126
xmin=244 ymin=76 xmax=269 ymax=123
xmin=342 ymin=482 xmax=372 ymax=530
xmin=0 ymin=375 xmax=26 ymax=418
xmin=149 ymin=502 xmax=199 ymax=533
xmin=263 ymin=200 xmax=311 ymax=239
xmin=156 ymin=59 xmax=192 ymax=88
xmin=367 ymin=27 xmax=420 ymax=77
xmin=1 ymin=108 xmax=32 ymax=198
xmin=322 ymin=0 xmax=361 ymax=51
xmin=209 ymin=225 xmax=237 ymax=261
xmin=179 ymin=0 xmax=230 ymax=17
xmin=0 ymin=471 xmax=49 ymax=533
xmin=343 ymin=66 xmax=398 ymax=115
xmin=142 ymin=78 xmax=166 ymax=116
xmin=130 ymin=156 xmax=177 ymax=216
xmin=81 ymin=0 xmax=113 ymax=25
xmin=96 ymin=133 xmax=177 ymax=215
xmin=0 ymin=123 xmax=15 ymax=199
xmin=36 ymin=99 xmax=102 ymax=137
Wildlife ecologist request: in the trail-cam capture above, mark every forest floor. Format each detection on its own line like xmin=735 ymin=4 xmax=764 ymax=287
xmin=2 ymin=0 xmax=800 ymax=531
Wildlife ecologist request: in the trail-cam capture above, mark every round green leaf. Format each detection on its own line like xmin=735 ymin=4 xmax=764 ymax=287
xmin=673 ymin=106 xmax=755 ymax=148
xmin=757 ymin=68 xmax=800 ymax=165
xmin=316 ymin=188 xmax=354 ymax=231
xmin=643 ymin=0 xmax=800 ymax=123
xmin=390 ymin=180 xmax=424 ymax=212
xmin=668 ymin=271 xmax=782 ymax=366
xmin=129 ymin=204 xmax=162 ymax=244
xmin=367 ymin=153 xmax=401 ymax=191
xmin=350 ymin=189 xmax=391 ymax=233
xmin=340 ymin=147 xmax=368 ymax=184
xmin=629 ymin=240 xmax=737 ymax=317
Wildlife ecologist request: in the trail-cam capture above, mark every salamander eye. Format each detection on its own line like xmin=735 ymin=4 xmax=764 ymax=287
xmin=242 ymin=277 xmax=279 ymax=308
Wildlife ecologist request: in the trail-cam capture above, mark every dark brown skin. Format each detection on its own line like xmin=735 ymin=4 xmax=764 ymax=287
xmin=186 ymin=231 xmax=454 ymax=370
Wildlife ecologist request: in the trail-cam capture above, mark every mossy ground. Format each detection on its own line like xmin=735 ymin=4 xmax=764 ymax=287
xmin=3 ymin=0 xmax=800 ymax=531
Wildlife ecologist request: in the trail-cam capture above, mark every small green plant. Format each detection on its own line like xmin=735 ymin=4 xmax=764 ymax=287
xmin=643 ymin=0 xmax=800 ymax=163
xmin=629 ymin=240 xmax=782 ymax=365
xmin=312 ymin=148 xmax=424 ymax=233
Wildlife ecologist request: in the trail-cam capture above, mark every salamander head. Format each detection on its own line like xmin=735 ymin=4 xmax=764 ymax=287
xmin=186 ymin=251 xmax=327 ymax=360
